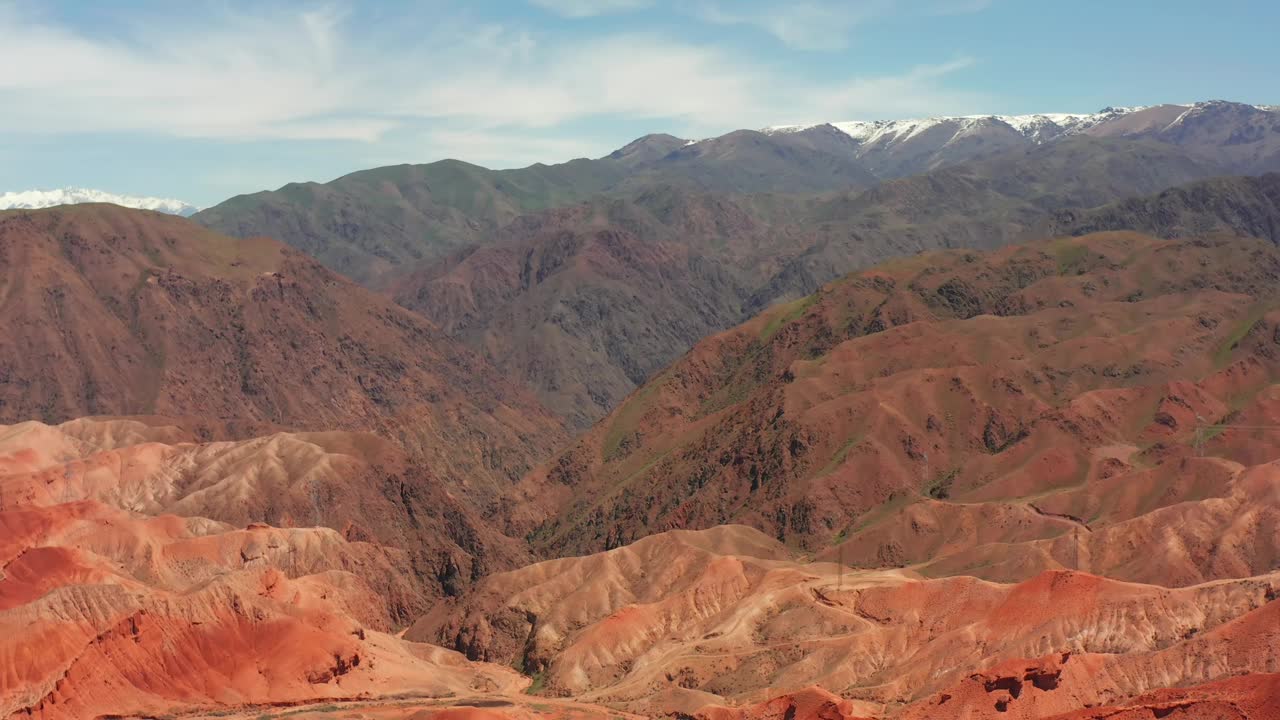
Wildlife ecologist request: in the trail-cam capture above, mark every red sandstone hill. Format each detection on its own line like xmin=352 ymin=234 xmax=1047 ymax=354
xmin=411 ymin=524 xmax=1280 ymax=717
xmin=0 ymin=500 xmax=513 ymax=719
xmin=518 ymin=232 xmax=1280 ymax=571
xmin=0 ymin=203 xmax=576 ymax=617
xmin=0 ymin=417 xmax=538 ymax=616
xmin=5 ymin=225 xmax=1280 ymax=719
xmin=0 ymin=204 xmax=566 ymax=492
xmin=444 ymin=229 xmax=1280 ymax=716
xmin=0 ymin=424 xmax=533 ymax=720
xmin=0 ymin=416 xmax=648 ymax=720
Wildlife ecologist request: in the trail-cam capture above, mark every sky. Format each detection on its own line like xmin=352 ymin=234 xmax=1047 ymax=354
xmin=1 ymin=0 xmax=1276 ymax=207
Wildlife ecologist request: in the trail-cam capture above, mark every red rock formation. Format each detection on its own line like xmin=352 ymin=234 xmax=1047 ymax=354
xmin=0 ymin=501 xmax=528 ymax=719
xmin=0 ymin=204 xmax=566 ymax=492
xmin=520 ymin=233 xmax=1280 ymax=587
xmin=0 ymin=417 xmax=536 ymax=616
xmin=413 ymin=524 xmax=1280 ymax=717
xmin=688 ymin=687 xmax=873 ymax=720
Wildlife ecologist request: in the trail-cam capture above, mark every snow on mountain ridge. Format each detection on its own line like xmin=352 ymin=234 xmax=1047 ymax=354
xmin=0 ymin=187 xmax=199 ymax=216
xmin=763 ymin=106 xmax=1152 ymax=144
xmin=767 ymin=102 xmax=1280 ymax=146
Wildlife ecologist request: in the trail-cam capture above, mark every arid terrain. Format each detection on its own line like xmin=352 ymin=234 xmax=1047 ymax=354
xmin=197 ymin=104 xmax=1280 ymax=430
xmin=0 ymin=205 xmax=566 ymax=484
xmin=4 ymin=92 xmax=1280 ymax=720
xmin=5 ymin=210 xmax=1280 ymax=717
xmin=521 ymin=232 xmax=1280 ymax=565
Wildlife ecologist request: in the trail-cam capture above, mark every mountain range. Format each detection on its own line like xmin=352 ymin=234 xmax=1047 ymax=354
xmin=5 ymin=98 xmax=1280 ymax=720
xmin=0 ymin=187 xmax=199 ymax=216
xmin=764 ymin=101 xmax=1280 ymax=176
xmin=194 ymin=101 xmax=1280 ymax=428
xmin=193 ymin=102 xmax=1280 ymax=289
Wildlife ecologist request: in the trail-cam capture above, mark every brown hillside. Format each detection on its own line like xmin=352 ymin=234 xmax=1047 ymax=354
xmin=519 ymin=232 xmax=1280 ymax=567
xmin=1049 ymin=172 xmax=1280 ymax=243
xmin=394 ymin=147 xmax=1269 ymax=431
xmin=0 ymin=204 xmax=566 ymax=492
xmin=392 ymin=195 xmax=772 ymax=428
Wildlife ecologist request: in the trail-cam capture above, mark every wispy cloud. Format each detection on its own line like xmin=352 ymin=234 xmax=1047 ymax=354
xmin=693 ymin=0 xmax=993 ymax=51
xmin=0 ymin=2 xmax=989 ymax=158
xmin=933 ymin=0 xmax=995 ymax=15
xmin=800 ymin=57 xmax=981 ymax=121
xmin=529 ymin=0 xmax=654 ymax=17
xmin=0 ymin=3 xmax=387 ymax=141
xmin=694 ymin=1 xmax=893 ymax=51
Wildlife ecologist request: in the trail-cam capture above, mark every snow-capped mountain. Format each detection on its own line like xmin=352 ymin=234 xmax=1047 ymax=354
xmin=758 ymin=106 xmax=1156 ymax=178
xmin=763 ymin=106 xmax=1150 ymax=145
xmin=759 ymin=102 xmax=1280 ymax=179
xmin=764 ymin=102 xmax=1280 ymax=146
xmin=0 ymin=188 xmax=199 ymax=216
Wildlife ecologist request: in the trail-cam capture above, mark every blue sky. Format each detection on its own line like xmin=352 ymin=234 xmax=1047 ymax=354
xmin=1 ymin=0 xmax=1275 ymax=207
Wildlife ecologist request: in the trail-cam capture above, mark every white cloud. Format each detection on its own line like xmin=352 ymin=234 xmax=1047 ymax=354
xmin=0 ymin=3 xmax=381 ymax=140
xmin=528 ymin=0 xmax=653 ymax=18
xmin=0 ymin=2 xmax=991 ymax=147
xmin=406 ymin=34 xmax=767 ymax=130
xmin=694 ymin=1 xmax=892 ymax=51
xmin=403 ymin=33 xmax=988 ymax=134
xmin=801 ymin=57 xmax=982 ymax=120
xmin=693 ymin=0 xmax=992 ymax=51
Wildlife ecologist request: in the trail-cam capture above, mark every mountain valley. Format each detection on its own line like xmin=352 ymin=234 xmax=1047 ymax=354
xmin=5 ymin=98 xmax=1280 ymax=720
xmin=196 ymin=102 xmax=1280 ymax=429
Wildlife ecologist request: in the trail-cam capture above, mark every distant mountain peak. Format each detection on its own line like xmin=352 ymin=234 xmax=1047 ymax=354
xmin=763 ymin=101 xmax=1280 ymax=148
xmin=607 ymin=134 xmax=689 ymax=165
xmin=763 ymin=106 xmax=1152 ymax=145
xmin=0 ymin=187 xmax=199 ymax=216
